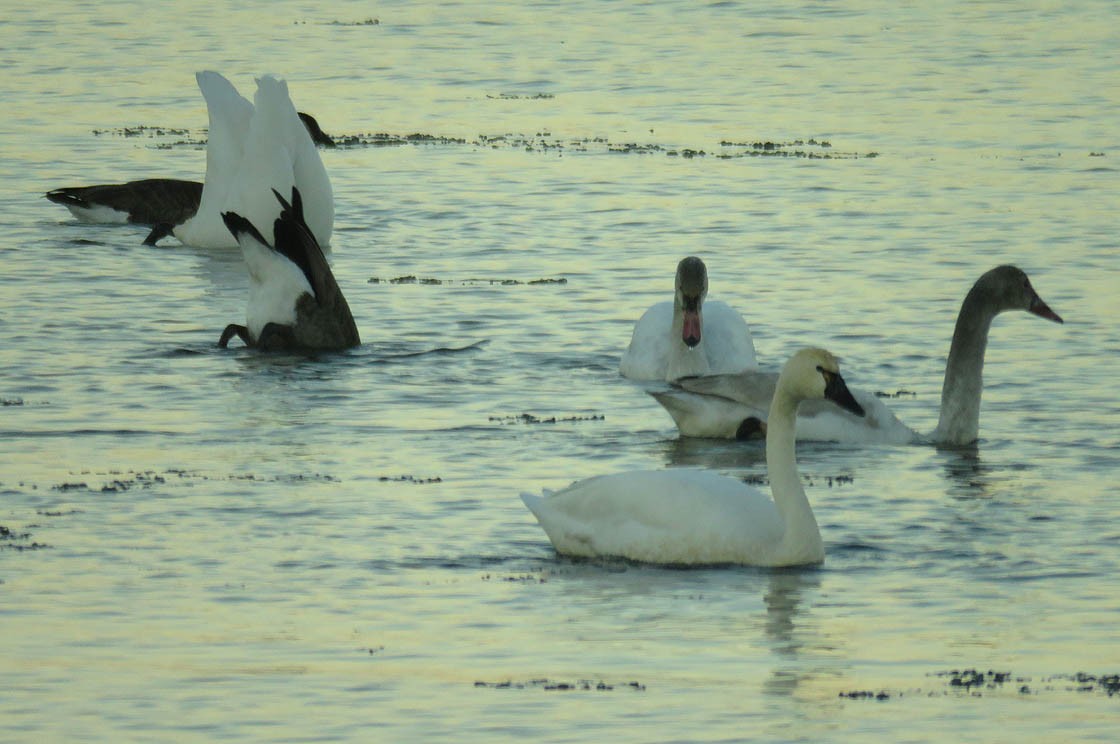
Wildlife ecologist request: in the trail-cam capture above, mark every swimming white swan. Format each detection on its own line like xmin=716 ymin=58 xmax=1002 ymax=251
xmin=44 ymin=113 xmax=333 ymax=229
xmin=143 ymin=72 xmax=333 ymax=249
xmin=652 ymin=265 xmax=1063 ymax=445
xmin=522 ymin=348 xmax=865 ymax=566
xmin=219 ymin=187 xmax=359 ymax=351
xmin=619 ymin=256 xmax=757 ymax=381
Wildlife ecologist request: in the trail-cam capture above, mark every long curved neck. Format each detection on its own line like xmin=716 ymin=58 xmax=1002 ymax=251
xmin=766 ymin=388 xmax=822 ymax=562
xmin=666 ymin=301 xmax=709 ymax=380
xmin=933 ymin=287 xmax=997 ymax=445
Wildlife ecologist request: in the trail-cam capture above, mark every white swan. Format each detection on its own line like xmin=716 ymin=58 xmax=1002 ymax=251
xmin=522 ymin=348 xmax=865 ymax=566
xmin=619 ymin=256 xmax=757 ymax=381
xmin=652 ymin=265 xmax=1063 ymax=445
xmin=219 ymin=187 xmax=359 ymax=351
xmin=147 ymin=72 xmax=333 ymax=249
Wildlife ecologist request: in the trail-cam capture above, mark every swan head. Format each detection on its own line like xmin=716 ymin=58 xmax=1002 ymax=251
xmin=976 ymin=265 xmax=1063 ymax=323
xmin=675 ymin=256 xmax=708 ymax=348
xmin=781 ymin=348 xmax=866 ymax=417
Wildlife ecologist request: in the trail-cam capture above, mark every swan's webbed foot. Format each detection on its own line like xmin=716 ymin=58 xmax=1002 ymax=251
xmin=218 ymin=324 xmax=251 ymax=348
xmin=736 ymin=417 xmax=767 ymax=440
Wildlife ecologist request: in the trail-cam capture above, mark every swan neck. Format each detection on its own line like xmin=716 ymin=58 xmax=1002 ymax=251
xmin=934 ymin=287 xmax=996 ymax=444
xmin=766 ymin=389 xmax=820 ymax=557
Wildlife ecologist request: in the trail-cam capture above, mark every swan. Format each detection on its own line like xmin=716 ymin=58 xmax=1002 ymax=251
xmin=619 ymin=256 xmax=757 ymax=381
xmin=652 ymin=265 xmax=1063 ymax=445
xmin=219 ymin=187 xmax=359 ymax=351
xmin=44 ymin=113 xmax=333 ymax=228
xmin=144 ymin=72 xmax=333 ymax=249
xmin=522 ymin=348 xmax=865 ymax=566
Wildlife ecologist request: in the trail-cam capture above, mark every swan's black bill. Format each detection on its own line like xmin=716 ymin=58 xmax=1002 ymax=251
xmin=821 ymin=370 xmax=865 ymax=417
xmin=1029 ymin=294 xmax=1063 ymax=324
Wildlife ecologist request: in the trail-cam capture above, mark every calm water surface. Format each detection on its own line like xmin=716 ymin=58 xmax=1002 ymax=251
xmin=2 ymin=1 xmax=1118 ymax=741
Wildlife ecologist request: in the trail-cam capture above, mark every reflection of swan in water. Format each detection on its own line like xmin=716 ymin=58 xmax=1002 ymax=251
xmin=937 ymin=447 xmax=994 ymax=499
xmin=760 ymin=569 xmax=824 ymax=699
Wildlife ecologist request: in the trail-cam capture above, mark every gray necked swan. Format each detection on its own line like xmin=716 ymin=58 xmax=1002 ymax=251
xmin=652 ymin=265 xmax=1063 ymax=445
xmin=45 ymin=113 xmax=332 ymax=230
xmin=522 ymin=348 xmax=864 ymax=566
xmin=619 ymin=256 xmax=757 ymax=382
xmin=219 ymin=187 xmax=359 ymax=351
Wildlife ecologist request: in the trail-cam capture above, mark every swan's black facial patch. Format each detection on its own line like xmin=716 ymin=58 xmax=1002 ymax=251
xmin=818 ymin=366 xmax=865 ymax=417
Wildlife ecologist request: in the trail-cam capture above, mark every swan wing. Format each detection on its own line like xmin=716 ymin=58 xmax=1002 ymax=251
xmin=665 ymin=373 xmax=918 ymax=443
xmin=619 ymin=301 xmax=673 ymax=380
xmin=522 ymin=469 xmax=781 ymax=564
xmin=698 ymin=300 xmax=758 ymax=373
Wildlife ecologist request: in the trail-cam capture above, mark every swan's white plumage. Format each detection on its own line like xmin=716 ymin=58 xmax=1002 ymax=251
xmin=650 ymin=266 xmax=1063 ymax=445
xmin=174 ymin=72 xmax=332 ymax=249
xmin=522 ymin=469 xmax=785 ymax=565
xmin=230 ymin=228 xmax=314 ymax=341
xmin=620 ymin=300 xmax=758 ymax=381
xmin=620 ymin=257 xmax=757 ymax=381
xmin=653 ymin=373 xmax=919 ymax=444
xmin=525 ymin=348 xmax=862 ymax=566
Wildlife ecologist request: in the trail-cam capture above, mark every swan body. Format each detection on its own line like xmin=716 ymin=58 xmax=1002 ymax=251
xmin=523 ymin=348 xmax=865 ymax=566
xmin=653 ymin=374 xmax=916 ymax=443
xmin=620 ymin=256 xmax=757 ymax=381
xmin=652 ymin=266 xmax=1063 ymax=445
xmin=219 ymin=187 xmax=359 ymax=351
xmin=160 ymin=72 xmax=333 ymax=249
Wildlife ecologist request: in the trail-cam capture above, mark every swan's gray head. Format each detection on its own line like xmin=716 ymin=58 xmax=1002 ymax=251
xmin=781 ymin=348 xmax=865 ymax=417
xmin=975 ymin=265 xmax=1064 ymax=323
xmin=675 ymin=256 xmax=708 ymax=348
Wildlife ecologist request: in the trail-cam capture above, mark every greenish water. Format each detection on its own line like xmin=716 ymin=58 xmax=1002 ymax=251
xmin=1 ymin=1 xmax=1117 ymax=740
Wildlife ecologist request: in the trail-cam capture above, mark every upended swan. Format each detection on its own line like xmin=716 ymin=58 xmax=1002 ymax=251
xmin=652 ymin=265 xmax=1063 ymax=445
xmin=219 ymin=187 xmax=359 ymax=351
xmin=522 ymin=348 xmax=865 ymax=566
xmin=619 ymin=256 xmax=757 ymax=381
xmin=89 ymin=71 xmax=332 ymax=249
xmin=44 ymin=113 xmax=333 ymax=230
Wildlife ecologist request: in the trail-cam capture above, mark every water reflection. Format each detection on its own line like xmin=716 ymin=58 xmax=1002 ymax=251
xmin=659 ymin=435 xmax=766 ymax=471
xmin=935 ymin=445 xmax=992 ymax=499
xmin=760 ymin=569 xmax=826 ymax=699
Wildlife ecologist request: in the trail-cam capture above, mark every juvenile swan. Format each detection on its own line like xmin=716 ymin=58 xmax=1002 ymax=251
xmin=619 ymin=256 xmax=757 ymax=381
xmin=522 ymin=348 xmax=864 ymax=566
xmin=651 ymin=266 xmax=1063 ymax=445
xmin=219 ymin=187 xmax=359 ymax=351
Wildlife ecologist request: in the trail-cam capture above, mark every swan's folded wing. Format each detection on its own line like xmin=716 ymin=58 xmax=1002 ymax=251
xmin=675 ymin=370 xmax=779 ymax=409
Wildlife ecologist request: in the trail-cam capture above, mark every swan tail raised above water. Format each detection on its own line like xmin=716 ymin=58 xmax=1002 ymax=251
xmin=170 ymin=72 xmax=333 ymax=249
